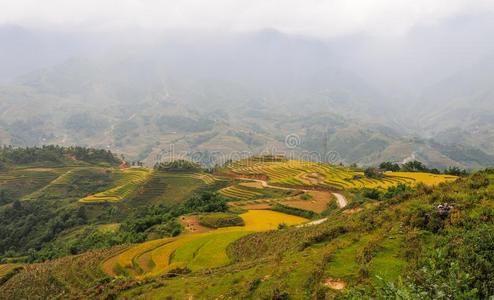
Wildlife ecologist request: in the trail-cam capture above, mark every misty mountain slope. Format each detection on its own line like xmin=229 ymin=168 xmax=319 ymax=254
xmin=1 ymin=31 xmax=494 ymax=168
xmin=414 ymin=53 xmax=494 ymax=154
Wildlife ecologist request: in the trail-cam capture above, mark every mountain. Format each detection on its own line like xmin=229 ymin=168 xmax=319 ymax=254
xmin=413 ymin=53 xmax=494 ymax=155
xmin=1 ymin=31 xmax=494 ymax=169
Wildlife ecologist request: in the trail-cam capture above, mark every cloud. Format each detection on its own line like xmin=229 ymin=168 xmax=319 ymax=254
xmin=1 ymin=0 xmax=494 ymax=37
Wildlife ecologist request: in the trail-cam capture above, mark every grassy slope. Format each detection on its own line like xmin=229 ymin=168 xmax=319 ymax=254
xmin=115 ymin=173 xmax=492 ymax=299
xmin=101 ymin=210 xmax=307 ymax=279
xmin=0 ymin=160 xmax=490 ymax=299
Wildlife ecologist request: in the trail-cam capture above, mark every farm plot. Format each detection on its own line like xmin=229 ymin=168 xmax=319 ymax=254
xmin=79 ymin=168 xmax=152 ymax=203
xmin=0 ymin=246 xmax=127 ymax=299
xmin=280 ymin=191 xmax=334 ymax=214
xmin=228 ymin=159 xmax=456 ymax=190
xmin=101 ymin=210 xmax=308 ymax=278
xmin=0 ymin=168 xmax=66 ymax=202
xmin=386 ymin=172 xmax=457 ymax=186
xmin=0 ymin=264 xmax=22 ymax=279
xmin=219 ymin=185 xmax=262 ymax=200
xmin=127 ymin=172 xmax=210 ymax=205
xmin=22 ymin=167 xmax=116 ymax=200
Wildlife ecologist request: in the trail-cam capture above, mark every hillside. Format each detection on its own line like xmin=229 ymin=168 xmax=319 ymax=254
xmin=2 ymin=152 xmax=492 ymax=299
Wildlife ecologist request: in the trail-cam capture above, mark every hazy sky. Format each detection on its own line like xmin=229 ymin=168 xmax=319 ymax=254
xmin=1 ymin=0 xmax=494 ymax=37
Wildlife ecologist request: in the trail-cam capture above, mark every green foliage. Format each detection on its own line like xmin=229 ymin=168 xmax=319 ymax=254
xmin=359 ymin=184 xmax=415 ymax=201
xmin=198 ymin=213 xmax=244 ymax=228
xmin=0 ymin=199 xmax=88 ymax=260
xmin=361 ymin=188 xmax=381 ymax=200
xmin=182 ymin=192 xmax=228 ymax=213
xmin=401 ymin=160 xmax=427 ymax=172
xmin=364 ymin=167 xmax=383 ymax=179
xmin=444 ymin=166 xmax=468 ymax=176
xmin=382 ymin=183 xmax=415 ymax=199
xmin=375 ymin=224 xmax=494 ymax=299
xmin=278 ymin=223 xmax=288 ymax=230
xmin=154 ymin=160 xmax=202 ymax=172
xmin=468 ymin=173 xmax=490 ymax=189
xmin=379 ymin=161 xmax=400 ymax=172
xmin=272 ymin=203 xmax=316 ymax=219
xmin=0 ymin=145 xmax=120 ymax=166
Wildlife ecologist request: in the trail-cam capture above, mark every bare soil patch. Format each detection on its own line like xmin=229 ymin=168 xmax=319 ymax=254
xmin=179 ymin=215 xmax=212 ymax=234
xmin=280 ymin=191 xmax=333 ymax=213
xmin=323 ymin=277 xmax=346 ymax=290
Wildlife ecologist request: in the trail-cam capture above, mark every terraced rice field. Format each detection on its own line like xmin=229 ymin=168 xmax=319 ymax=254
xmin=0 ymin=168 xmax=66 ymax=201
xmin=102 ymin=210 xmax=308 ymax=278
xmin=79 ymin=168 xmax=152 ymax=203
xmin=386 ymin=172 xmax=458 ymax=186
xmin=189 ymin=173 xmax=216 ymax=184
xmin=219 ymin=185 xmax=262 ymax=200
xmin=0 ymin=247 xmax=126 ymax=299
xmin=128 ymin=172 xmax=211 ymax=205
xmin=228 ymin=159 xmax=456 ymax=189
xmin=22 ymin=167 xmax=105 ymax=200
xmin=0 ymin=264 xmax=21 ymax=279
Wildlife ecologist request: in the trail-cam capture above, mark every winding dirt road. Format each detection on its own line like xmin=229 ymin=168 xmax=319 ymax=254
xmin=331 ymin=192 xmax=347 ymax=208
xmin=242 ymin=178 xmax=348 ymax=208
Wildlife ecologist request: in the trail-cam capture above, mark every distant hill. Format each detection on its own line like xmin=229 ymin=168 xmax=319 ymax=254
xmin=1 ymin=32 xmax=494 ymax=169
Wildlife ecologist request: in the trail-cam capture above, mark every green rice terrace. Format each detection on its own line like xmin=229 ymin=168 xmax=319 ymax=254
xmin=0 ymin=148 xmax=492 ymax=299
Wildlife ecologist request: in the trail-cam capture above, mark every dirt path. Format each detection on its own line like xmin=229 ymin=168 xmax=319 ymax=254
xmin=240 ymin=178 xmax=348 ymax=229
xmin=241 ymin=178 xmax=348 ymax=208
xmin=332 ymin=192 xmax=347 ymax=208
xmin=297 ymin=217 xmax=328 ymax=227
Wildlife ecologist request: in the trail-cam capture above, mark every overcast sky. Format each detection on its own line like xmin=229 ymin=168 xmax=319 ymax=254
xmin=1 ymin=0 xmax=494 ymax=37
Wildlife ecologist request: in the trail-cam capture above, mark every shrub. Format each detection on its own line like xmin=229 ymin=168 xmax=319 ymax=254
xmin=468 ymin=173 xmax=489 ymax=189
xmin=154 ymin=160 xmax=201 ymax=172
xmin=198 ymin=213 xmax=244 ymax=228
xmin=361 ymin=188 xmax=381 ymax=200
xmin=364 ymin=167 xmax=383 ymax=179
xmin=272 ymin=204 xmax=315 ymax=219
xmin=379 ymin=161 xmax=400 ymax=172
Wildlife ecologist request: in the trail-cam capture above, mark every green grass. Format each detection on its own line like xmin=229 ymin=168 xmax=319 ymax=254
xmin=325 ymin=234 xmax=374 ymax=279
xmin=368 ymin=234 xmax=407 ymax=282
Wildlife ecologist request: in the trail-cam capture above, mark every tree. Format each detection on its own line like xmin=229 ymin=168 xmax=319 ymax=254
xmin=364 ymin=167 xmax=383 ymax=179
xmin=401 ymin=160 xmax=427 ymax=172
xmin=444 ymin=166 xmax=468 ymax=176
xmin=379 ymin=161 xmax=400 ymax=172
